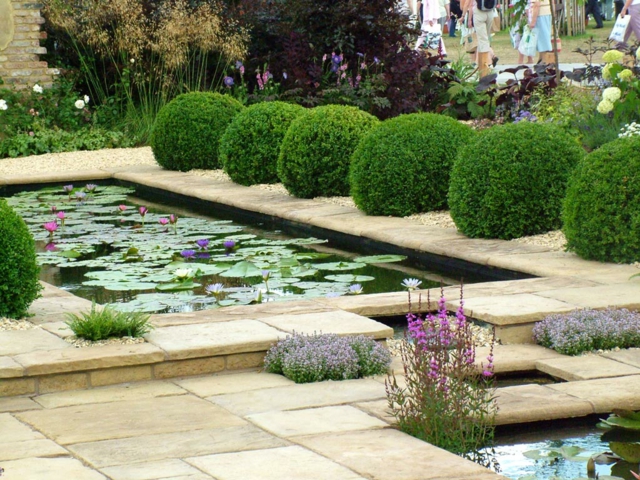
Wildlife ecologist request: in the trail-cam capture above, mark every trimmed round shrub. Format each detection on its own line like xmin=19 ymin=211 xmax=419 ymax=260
xmin=0 ymin=199 xmax=42 ymax=318
xmin=448 ymin=122 xmax=584 ymax=240
xmin=563 ymin=136 xmax=640 ymax=263
xmin=277 ymin=105 xmax=379 ymax=198
xmin=150 ymin=92 xmax=244 ymax=171
xmin=220 ymin=101 xmax=305 ymax=186
xmin=350 ymin=113 xmax=475 ymax=216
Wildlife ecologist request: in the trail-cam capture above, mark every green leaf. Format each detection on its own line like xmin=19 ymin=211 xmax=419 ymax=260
xmin=219 ymin=261 xmax=263 ymax=278
xmin=58 ymin=249 xmax=82 ymax=258
xmin=156 ymin=281 xmax=201 ymax=292
xmin=609 ymin=442 xmax=640 ymax=463
xmin=353 ymin=255 xmax=406 ymax=264
xmin=325 ymin=274 xmax=375 ymax=283
xmin=314 ymin=262 xmax=366 ymax=271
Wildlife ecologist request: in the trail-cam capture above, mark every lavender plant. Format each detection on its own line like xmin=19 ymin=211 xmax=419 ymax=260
xmin=533 ymin=308 xmax=640 ymax=356
xmin=386 ymin=286 xmax=497 ymax=456
xmin=264 ymin=332 xmax=391 ymax=384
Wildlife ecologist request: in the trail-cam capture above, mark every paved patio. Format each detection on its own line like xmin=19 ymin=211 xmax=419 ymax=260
xmin=1 ymin=163 xmax=640 ymax=479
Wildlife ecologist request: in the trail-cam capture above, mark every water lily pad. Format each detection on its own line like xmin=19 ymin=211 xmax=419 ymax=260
xmin=353 ymin=254 xmax=407 ymax=264
xmin=325 ymin=274 xmax=375 ymax=283
xmin=220 ymin=261 xmax=263 ymax=278
xmin=314 ymin=262 xmax=366 ymax=271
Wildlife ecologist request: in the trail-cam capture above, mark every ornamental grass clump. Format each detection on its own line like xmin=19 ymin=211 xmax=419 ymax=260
xmin=532 ymin=308 xmax=640 ymax=356
xmin=65 ymin=303 xmax=153 ymax=342
xmin=264 ymin=333 xmax=390 ymax=384
xmin=386 ymin=287 xmax=497 ymax=456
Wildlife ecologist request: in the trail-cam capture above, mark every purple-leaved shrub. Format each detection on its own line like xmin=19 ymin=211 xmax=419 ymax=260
xmin=386 ymin=286 xmax=497 ymax=456
xmin=264 ymin=333 xmax=391 ymax=384
xmin=532 ymin=308 xmax=640 ymax=356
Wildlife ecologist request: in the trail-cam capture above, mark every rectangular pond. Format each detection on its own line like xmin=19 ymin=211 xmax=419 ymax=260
xmin=5 ymin=182 xmax=501 ymax=314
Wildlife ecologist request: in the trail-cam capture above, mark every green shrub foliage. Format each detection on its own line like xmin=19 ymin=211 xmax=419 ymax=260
xmin=220 ymin=101 xmax=306 ymax=186
xmin=277 ymin=105 xmax=379 ymax=198
xmin=448 ymin=122 xmax=584 ymax=240
xmin=150 ymin=92 xmax=244 ymax=171
xmin=563 ymin=136 xmax=640 ymax=262
xmin=0 ymin=199 xmax=42 ymax=318
xmin=350 ymin=113 xmax=475 ymax=216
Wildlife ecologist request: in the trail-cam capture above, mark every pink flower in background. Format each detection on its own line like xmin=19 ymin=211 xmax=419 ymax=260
xmin=118 ymin=205 xmax=127 ymax=212
xmin=159 ymin=218 xmax=169 ymax=226
xmin=56 ymin=211 xmax=66 ymax=226
xmin=43 ymin=221 xmax=58 ymax=238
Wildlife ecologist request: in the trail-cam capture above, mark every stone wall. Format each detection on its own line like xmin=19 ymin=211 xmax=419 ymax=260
xmin=0 ymin=0 xmax=58 ymax=88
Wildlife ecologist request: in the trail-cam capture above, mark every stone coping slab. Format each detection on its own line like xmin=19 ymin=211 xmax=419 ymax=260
xmin=601 ymin=348 xmax=640 ymax=368
xmin=475 ymin=344 xmax=565 ymax=374
xmin=0 ymin=329 xmax=71 ymax=357
xmin=547 ymin=375 xmax=640 ymax=413
xmin=536 ymin=355 xmax=640 ymax=381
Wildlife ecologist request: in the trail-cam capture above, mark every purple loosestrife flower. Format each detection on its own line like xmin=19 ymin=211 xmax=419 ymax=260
xmin=180 ymin=249 xmax=196 ymax=260
xmin=196 ymin=239 xmax=209 ymax=250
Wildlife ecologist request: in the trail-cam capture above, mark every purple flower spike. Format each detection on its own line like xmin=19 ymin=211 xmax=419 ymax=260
xmin=180 ymin=249 xmax=196 ymax=260
xmin=196 ymin=239 xmax=210 ymax=250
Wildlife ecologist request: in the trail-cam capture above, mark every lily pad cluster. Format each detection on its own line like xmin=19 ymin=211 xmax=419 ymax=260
xmin=6 ymin=185 xmax=429 ymax=313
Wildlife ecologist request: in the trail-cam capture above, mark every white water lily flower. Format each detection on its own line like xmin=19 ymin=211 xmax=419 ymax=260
xmin=602 ymin=87 xmax=622 ymax=103
xmin=401 ymin=278 xmax=422 ymax=290
xmin=75 ymin=99 xmax=85 ymax=109
xmin=174 ymin=268 xmax=193 ymax=279
xmin=0 ymin=99 xmax=7 ymax=111
xmin=32 ymin=84 xmax=43 ymax=93
xmin=597 ymin=99 xmax=614 ymax=114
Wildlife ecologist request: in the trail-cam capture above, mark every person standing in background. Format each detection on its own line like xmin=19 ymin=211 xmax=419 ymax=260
xmin=449 ymin=0 xmax=462 ymax=36
xmin=529 ymin=0 xmax=554 ymax=63
xmin=415 ymin=0 xmax=447 ymax=53
xmin=439 ymin=0 xmax=451 ymax=31
xmin=621 ymin=0 xmax=640 ymax=43
xmin=585 ymin=0 xmax=604 ymax=28
xmin=461 ymin=0 xmax=498 ymax=73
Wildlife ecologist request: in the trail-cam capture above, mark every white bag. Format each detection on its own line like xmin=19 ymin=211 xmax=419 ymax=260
xmin=518 ymin=25 xmax=538 ymax=58
xmin=609 ymin=14 xmax=631 ymax=43
xmin=420 ymin=22 xmax=443 ymax=50
xmin=510 ymin=24 xmax=522 ymax=49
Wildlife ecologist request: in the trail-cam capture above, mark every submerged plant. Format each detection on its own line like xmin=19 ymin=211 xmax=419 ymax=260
xmin=386 ymin=285 xmax=497 ymax=456
xmin=65 ymin=303 xmax=153 ymax=341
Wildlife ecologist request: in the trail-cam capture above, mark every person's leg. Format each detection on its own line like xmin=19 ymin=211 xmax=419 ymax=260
xmin=449 ymin=16 xmax=457 ymax=36
xmin=626 ymin=4 xmax=640 ymax=42
xmin=591 ymin=0 xmax=604 ymax=27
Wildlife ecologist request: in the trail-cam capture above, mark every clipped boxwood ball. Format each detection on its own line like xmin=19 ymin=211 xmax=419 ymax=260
xmin=150 ymin=92 xmax=244 ymax=171
xmin=449 ymin=122 xmax=584 ymax=240
xmin=220 ymin=101 xmax=306 ymax=186
xmin=350 ymin=113 xmax=475 ymax=216
xmin=563 ymin=136 xmax=640 ymax=263
xmin=0 ymin=199 xmax=42 ymax=318
xmin=277 ymin=105 xmax=379 ymax=198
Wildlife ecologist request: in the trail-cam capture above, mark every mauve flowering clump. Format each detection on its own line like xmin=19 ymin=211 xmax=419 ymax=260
xmin=533 ymin=308 xmax=640 ymax=356
xmin=264 ymin=333 xmax=391 ymax=384
xmin=386 ymin=287 xmax=497 ymax=456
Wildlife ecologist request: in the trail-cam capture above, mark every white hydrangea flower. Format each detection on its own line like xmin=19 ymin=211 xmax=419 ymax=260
xmin=602 ymin=50 xmax=624 ymax=63
xmin=75 ymin=99 xmax=85 ymax=109
xmin=32 ymin=84 xmax=43 ymax=94
xmin=618 ymin=69 xmax=633 ymax=81
xmin=602 ymin=87 xmax=622 ymax=103
xmin=0 ymin=99 xmax=7 ymax=111
xmin=597 ymin=99 xmax=614 ymax=114
xmin=602 ymin=63 xmax=613 ymax=80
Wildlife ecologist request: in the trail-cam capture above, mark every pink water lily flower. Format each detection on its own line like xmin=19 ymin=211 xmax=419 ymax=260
xmin=159 ymin=218 xmax=169 ymax=226
xmin=43 ymin=221 xmax=58 ymax=238
xmin=56 ymin=211 xmax=66 ymax=226
xmin=139 ymin=206 xmax=148 ymax=216
xmin=118 ymin=205 xmax=127 ymax=212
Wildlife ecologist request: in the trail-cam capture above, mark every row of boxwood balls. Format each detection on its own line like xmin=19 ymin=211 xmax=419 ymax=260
xmin=150 ymin=92 xmax=640 ymax=264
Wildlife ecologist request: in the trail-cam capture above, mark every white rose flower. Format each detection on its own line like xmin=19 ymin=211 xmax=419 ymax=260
xmin=32 ymin=84 xmax=43 ymax=94
xmin=602 ymin=87 xmax=622 ymax=103
xmin=597 ymin=99 xmax=614 ymax=114
xmin=0 ymin=99 xmax=7 ymax=111
xmin=75 ymin=99 xmax=85 ymax=109
xmin=84 ymin=95 xmax=90 ymax=104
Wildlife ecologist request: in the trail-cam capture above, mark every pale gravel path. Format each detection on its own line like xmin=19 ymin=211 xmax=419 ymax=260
xmin=2 ymin=147 xmax=567 ymax=252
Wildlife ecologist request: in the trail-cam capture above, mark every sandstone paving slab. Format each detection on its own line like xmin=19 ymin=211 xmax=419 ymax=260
xmin=69 ymin=424 xmax=288 ymax=468
xmin=548 ymin=376 xmax=640 ymax=412
xmin=27 ymin=295 xmax=95 ymax=324
xmin=361 ymin=225 xmax=463 ymax=252
xmin=0 ymin=457 xmax=107 ymax=480
xmin=0 ymin=396 xmax=41 ymax=413
xmin=283 ymin=204 xmax=363 ymax=224
xmin=352 ymin=399 xmax=395 ymax=424
xmin=0 ymin=438 xmax=68 ymax=461
xmin=16 ymin=395 xmax=246 ymax=445
xmin=447 ymin=293 xmax=579 ymax=326
xmin=259 ymin=310 xmax=393 ymax=339
xmin=208 ymin=378 xmax=386 ymax=416
xmin=0 ymin=413 xmax=45 ymax=443
xmin=0 ymin=356 xmax=24 ymax=378
xmin=13 ymin=342 xmax=165 ymax=376
xmin=293 ymin=428 xmax=502 ymax=480
xmin=312 ymin=291 xmax=411 ymax=317
xmin=186 ymin=445 xmax=366 ymax=480
xmin=246 ymin=405 xmax=388 ymax=437
xmin=100 ymin=459 xmax=213 ymax=480
xmin=536 ymin=355 xmax=640 ymax=381
xmin=495 ymin=384 xmax=594 ymax=425
xmin=40 ymin=281 xmax=77 ymax=298
xmin=536 ymin=283 xmax=640 ymax=310
xmin=174 ymin=371 xmax=294 ymax=397
xmin=602 ymin=348 xmax=640 ymax=368
xmin=305 ymin=212 xmax=393 ymax=237
xmin=40 ymin=321 xmax=74 ymax=338
xmin=459 ymin=276 xmax=601 ymax=298
xmin=3 ymin=170 xmax=110 ymax=185
xmin=0 ymin=329 xmax=70 ymax=356
xmin=475 ymin=344 xmax=565 ymax=374
xmin=145 ymin=320 xmax=286 ymax=360
xmin=34 ymin=380 xmax=187 ymax=409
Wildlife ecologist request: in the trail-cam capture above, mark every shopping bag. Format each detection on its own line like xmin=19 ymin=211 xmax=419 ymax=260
xmin=421 ymin=22 xmax=443 ymax=50
xmin=518 ymin=25 xmax=538 ymax=58
xmin=609 ymin=14 xmax=631 ymax=43
xmin=510 ymin=25 xmax=522 ymax=49
xmin=460 ymin=14 xmax=477 ymax=53
xmin=492 ymin=15 xmax=501 ymax=33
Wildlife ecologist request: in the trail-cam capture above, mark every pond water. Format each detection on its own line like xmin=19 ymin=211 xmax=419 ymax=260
xmin=487 ymin=423 xmax=640 ymax=480
xmin=6 ymin=183 xmax=461 ymax=314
